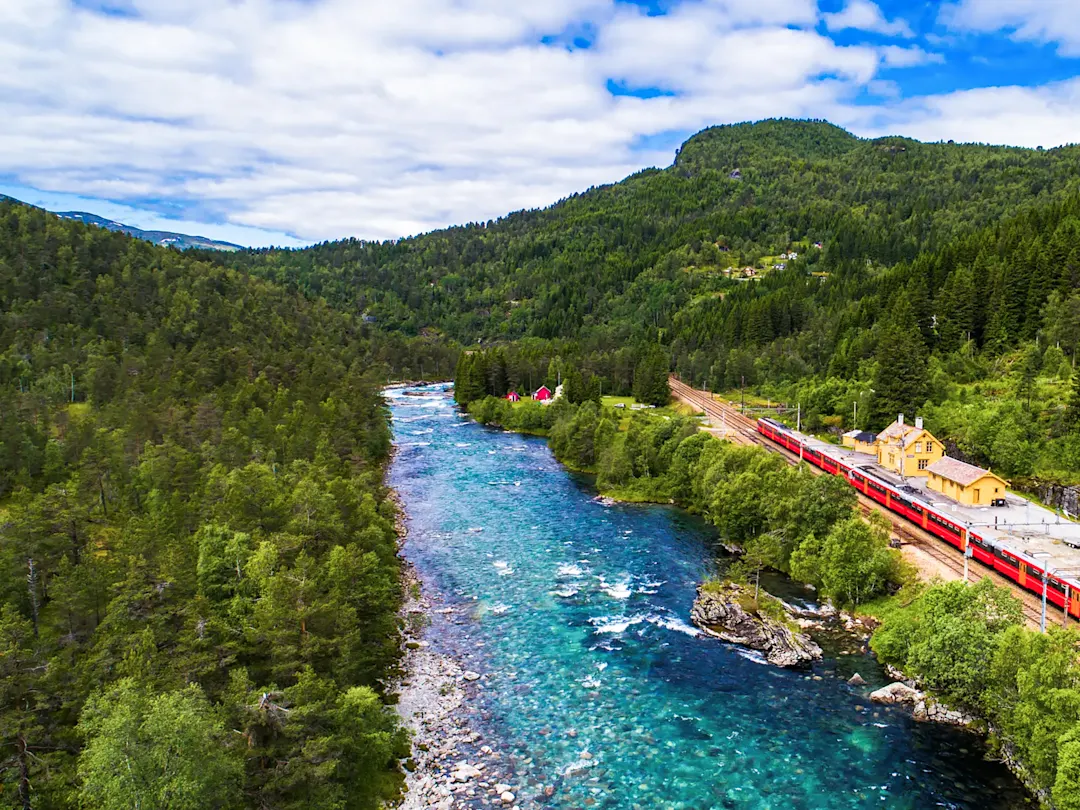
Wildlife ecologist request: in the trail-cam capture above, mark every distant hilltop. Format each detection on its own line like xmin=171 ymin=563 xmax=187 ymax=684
xmin=54 ymin=210 xmax=243 ymax=252
xmin=0 ymin=196 xmax=244 ymax=251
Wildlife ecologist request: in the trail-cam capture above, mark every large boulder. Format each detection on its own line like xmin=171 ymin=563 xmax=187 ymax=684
xmin=869 ymin=681 xmax=922 ymax=705
xmin=690 ymin=582 xmax=823 ymax=668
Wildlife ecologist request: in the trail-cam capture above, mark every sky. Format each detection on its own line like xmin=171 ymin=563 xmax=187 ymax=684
xmin=2 ymin=0 xmax=1080 ymax=248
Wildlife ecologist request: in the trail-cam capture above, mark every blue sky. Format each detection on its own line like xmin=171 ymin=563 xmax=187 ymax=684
xmin=2 ymin=0 xmax=1079 ymax=246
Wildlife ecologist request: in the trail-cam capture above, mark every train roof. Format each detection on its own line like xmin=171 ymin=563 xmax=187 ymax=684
xmin=768 ymin=421 xmax=1080 ymax=586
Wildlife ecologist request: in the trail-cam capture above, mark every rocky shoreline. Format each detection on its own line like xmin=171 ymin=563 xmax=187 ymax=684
xmin=868 ymin=679 xmax=976 ymax=727
xmin=689 ymin=580 xmax=981 ymax=730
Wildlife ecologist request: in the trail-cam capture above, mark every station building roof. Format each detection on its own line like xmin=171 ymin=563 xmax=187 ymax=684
xmin=927 ymin=457 xmax=1006 ymax=487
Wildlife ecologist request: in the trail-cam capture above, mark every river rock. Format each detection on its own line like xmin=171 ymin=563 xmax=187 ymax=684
xmin=463 ymin=670 xmax=481 ymax=681
xmin=848 ymin=672 xmax=866 ymax=686
xmin=690 ymin=582 xmax=823 ymax=667
xmin=500 ymin=791 xmax=515 ymax=804
xmin=884 ymin=664 xmax=915 ymax=687
xmin=452 ymin=763 xmax=482 ymax=782
xmin=870 ymin=681 xmax=922 ymax=705
xmin=914 ymin=699 xmax=976 ymax=727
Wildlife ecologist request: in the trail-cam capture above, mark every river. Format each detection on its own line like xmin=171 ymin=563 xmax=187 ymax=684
xmin=387 ymin=384 xmax=1026 ymax=810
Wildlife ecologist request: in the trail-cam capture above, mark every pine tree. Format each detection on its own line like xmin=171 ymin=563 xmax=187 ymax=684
xmin=633 ymin=348 xmax=670 ymax=407
xmin=935 ymin=266 xmax=975 ymax=353
xmin=1017 ymin=345 xmax=1041 ymax=409
xmin=1067 ymin=372 xmax=1080 ymax=432
xmin=870 ymin=294 xmax=928 ymax=427
xmin=453 ymin=353 xmax=487 ymax=406
xmin=486 ymin=350 xmax=509 ymax=398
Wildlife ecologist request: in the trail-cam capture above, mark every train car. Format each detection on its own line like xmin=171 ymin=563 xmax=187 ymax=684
xmin=754 ymin=416 xmax=1080 ymax=620
xmin=968 ymin=533 xmax=996 ymax=567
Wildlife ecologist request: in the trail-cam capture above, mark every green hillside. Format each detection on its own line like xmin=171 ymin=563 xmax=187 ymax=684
xmin=225 ymin=118 xmax=1079 ymax=344
xmin=0 ymin=201 xmax=409 ymax=808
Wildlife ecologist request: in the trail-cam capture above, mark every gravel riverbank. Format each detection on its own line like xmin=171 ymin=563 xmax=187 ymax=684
xmin=392 ymin=479 xmax=529 ymax=809
xmin=395 ymin=564 xmax=534 ymax=809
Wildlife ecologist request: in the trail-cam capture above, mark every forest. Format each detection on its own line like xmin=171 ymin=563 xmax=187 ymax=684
xmin=0 ymin=201 xmax=421 ymax=808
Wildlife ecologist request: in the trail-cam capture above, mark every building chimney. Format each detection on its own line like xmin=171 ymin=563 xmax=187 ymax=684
xmin=915 ymin=416 xmax=924 ymax=430
xmin=898 ymin=413 xmax=904 ymax=426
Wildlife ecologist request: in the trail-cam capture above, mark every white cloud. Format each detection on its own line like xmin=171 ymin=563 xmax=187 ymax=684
xmin=0 ymin=0 xmax=880 ymax=241
xmin=941 ymin=0 xmax=1080 ymax=55
xmin=879 ymin=45 xmax=945 ymax=68
xmin=823 ymin=0 xmax=914 ymax=38
xmin=0 ymin=0 xmax=1062 ymax=245
xmin=846 ymin=77 xmax=1080 ymax=148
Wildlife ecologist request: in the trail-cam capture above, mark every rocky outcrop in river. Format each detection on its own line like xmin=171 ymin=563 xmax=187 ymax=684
xmin=690 ymin=582 xmax=823 ymax=667
xmin=869 ymin=681 xmax=975 ymax=727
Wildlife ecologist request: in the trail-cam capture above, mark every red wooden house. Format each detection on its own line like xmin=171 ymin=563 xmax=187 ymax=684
xmin=506 ymin=391 xmax=521 ymax=402
xmin=533 ymin=385 xmax=552 ymax=402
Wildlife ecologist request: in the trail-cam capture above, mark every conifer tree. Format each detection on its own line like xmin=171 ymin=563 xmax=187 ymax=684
xmin=1066 ymin=372 xmax=1080 ymax=432
xmin=633 ymin=348 xmax=670 ymax=407
xmin=870 ymin=294 xmax=928 ymax=428
xmin=453 ymin=353 xmax=487 ymax=406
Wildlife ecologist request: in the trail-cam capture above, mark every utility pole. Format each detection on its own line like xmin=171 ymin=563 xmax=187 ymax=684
xmin=740 ymin=375 xmax=745 ymax=413
xmin=963 ymin=543 xmax=972 ymax=583
xmin=1042 ymin=570 xmax=1048 ymax=633
xmin=853 ymin=400 xmax=857 ymax=430
xmin=796 ymin=402 xmax=801 ymax=433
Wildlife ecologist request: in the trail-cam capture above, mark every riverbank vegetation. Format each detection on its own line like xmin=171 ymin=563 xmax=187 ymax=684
xmin=872 ymin=580 xmax=1080 ymax=809
xmin=0 ymin=201 xmax=408 ymax=808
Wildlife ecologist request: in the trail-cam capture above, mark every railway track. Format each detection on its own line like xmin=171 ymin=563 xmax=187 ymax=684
xmin=670 ymin=376 xmax=1065 ymax=629
xmin=669 ymin=377 xmax=764 ymax=446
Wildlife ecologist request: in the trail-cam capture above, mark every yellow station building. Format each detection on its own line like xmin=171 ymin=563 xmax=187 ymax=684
xmin=926 ymin=458 xmax=1009 ymax=506
xmin=842 ymin=429 xmax=877 ymax=455
xmin=874 ymin=415 xmax=944 ymax=477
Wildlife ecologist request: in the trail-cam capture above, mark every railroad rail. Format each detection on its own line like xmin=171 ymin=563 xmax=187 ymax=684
xmin=670 ymin=376 xmax=1065 ymax=629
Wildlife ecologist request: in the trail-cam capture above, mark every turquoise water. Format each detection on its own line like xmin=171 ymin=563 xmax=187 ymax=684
xmin=388 ymin=385 xmax=1026 ymax=810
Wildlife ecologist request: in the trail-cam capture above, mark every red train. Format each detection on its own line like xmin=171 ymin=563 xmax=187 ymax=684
xmin=756 ymin=417 xmax=1080 ymax=620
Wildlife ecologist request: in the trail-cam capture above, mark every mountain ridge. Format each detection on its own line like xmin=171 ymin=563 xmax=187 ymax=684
xmin=54 ymin=210 xmax=243 ymax=252
xmin=0 ymin=195 xmax=244 ymax=251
